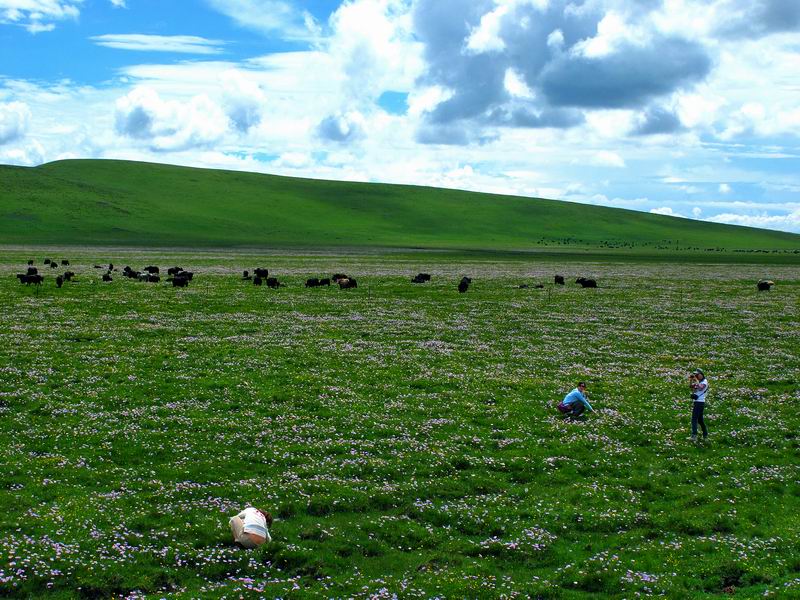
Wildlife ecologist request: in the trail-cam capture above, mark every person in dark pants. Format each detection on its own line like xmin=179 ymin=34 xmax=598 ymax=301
xmin=689 ymin=369 xmax=709 ymax=441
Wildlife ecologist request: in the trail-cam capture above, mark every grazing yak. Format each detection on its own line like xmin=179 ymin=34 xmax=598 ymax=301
xmin=27 ymin=260 xmax=34 ymax=265
xmin=50 ymin=262 xmax=58 ymax=269
xmin=253 ymin=276 xmax=263 ymax=286
xmin=338 ymin=278 xmax=357 ymax=289
xmin=306 ymin=277 xmax=320 ymax=288
xmin=757 ymin=280 xmax=774 ymax=291
xmin=576 ymin=277 xmax=598 ymax=288
xmin=254 ymin=268 xmax=269 ymax=279
xmin=26 ymin=267 xmax=38 ymax=276
xmin=61 ymin=260 xmax=69 ymax=266
xmin=332 ymin=273 xmax=349 ymax=283
xmin=167 ymin=266 xmax=184 ymax=276
xmin=412 ymin=273 xmax=432 ymax=283
xmin=17 ymin=274 xmax=44 ymax=285
xmin=170 ymin=276 xmax=190 ymax=287
xmin=44 ymin=259 xmax=51 ymax=265
xmin=266 ymin=277 xmax=280 ymax=289
xmin=56 ymin=275 xmax=64 ymax=288
xmin=458 ymin=276 xmax=471 ymax=293
xmin=144 ymin=266 xmax=159 ymax=274
xmin=102 ymin=273 xmax=113 ymax=282
xmin=242 ymin=270 xmax=251 ymax=280
xmin=555 ymin=275 xmax=565 ymax=285
xmin=63 ymin=271 xmax=75 ymax=281
xmin=319 ymin=278 xmax=331 ymax=286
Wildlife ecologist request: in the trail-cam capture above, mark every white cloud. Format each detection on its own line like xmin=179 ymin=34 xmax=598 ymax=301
xmin=719 ymin=183 xmax=731 ymax=194
xmin=110 ymin=0 xmax=125 ymax=7
xmin=650 ymin=206 xmax=687 ymax=218
xmin=0 ymin=101 xmax=31 ymax=144
xmin=590 ymin=150 xmax=626 ymax=168
xmin=220 ymin=70 xmax=266 ymax=132
xmin=91 ymin=34 xmax=225 ymax=54
xmin=0 ymin=139 xmax=45 ymax=165
xmin=0 ymin=0 xmax=81 ymax=33
xmin=707 ymin=209 xmax=800 ymax=233
xmin=317 ymin=110 xmax=366 ymax=142
xmin=325 ymin=0 xmax=423 ymax=105
xmin=114 ymin=86 xmax=228 ymax=151
xmin=204 ymin=0 xmax=318 ymax=41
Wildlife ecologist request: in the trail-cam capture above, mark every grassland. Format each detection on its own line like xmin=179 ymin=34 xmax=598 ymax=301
xmin=1 ymin=159 xmax=799 ymax=258
xmin=1 ymin=247 xmax=798 ymax=598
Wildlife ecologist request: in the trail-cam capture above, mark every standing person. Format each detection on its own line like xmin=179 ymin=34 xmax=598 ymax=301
xmin=557 ymin=382 xmax=593 ymax=417
xmin=689 ymin=369 xmax=709 ymax=442
xmin=229 ymin=506 xmax=272 ymax=548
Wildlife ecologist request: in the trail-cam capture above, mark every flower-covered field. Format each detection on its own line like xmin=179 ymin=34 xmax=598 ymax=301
xmin=0 ymin=248 xmax=798 ymax=599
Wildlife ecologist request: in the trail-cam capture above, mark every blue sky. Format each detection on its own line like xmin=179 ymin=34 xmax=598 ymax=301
xmin=2 ymin=0 xmax=800 ymax=233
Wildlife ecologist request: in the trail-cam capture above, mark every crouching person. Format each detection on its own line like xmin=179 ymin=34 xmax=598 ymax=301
xmin=229 ymin=506 xmax=272 ymax=548
xmin=557 ymin=382 xmax=593 ymax=418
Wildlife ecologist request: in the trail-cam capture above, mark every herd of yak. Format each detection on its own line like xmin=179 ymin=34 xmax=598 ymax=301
xmin=14 ymin=259 xmax=776 ymax=293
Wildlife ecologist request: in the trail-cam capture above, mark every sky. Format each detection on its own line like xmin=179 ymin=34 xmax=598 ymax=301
xmin=1 ymin=0 xmax=800 ymax=233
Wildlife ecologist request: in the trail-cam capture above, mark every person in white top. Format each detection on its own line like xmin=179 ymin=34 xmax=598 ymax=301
xmin=689 ymin=369 xmax=709 ymax=441
xmin=229 ymin=507 xmax=272 ymax=548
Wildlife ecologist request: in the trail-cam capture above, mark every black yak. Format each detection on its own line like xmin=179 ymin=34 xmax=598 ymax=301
xmin=319 ymin=278 xmax=331 ymax=286
xmin=61 ymin=260 xmax=69 ymax=266
xmin=254 ymin=268 xmax=269 ymax=279
xmin=339 ymin=278 xmax=357 ymax=289
xmin=555 ymin=275 xmax=565 ymax=285
xmin=412 ymin=273 xmax=431 ymax=283
xmin=266 ymin=277 xmax=280 ymax=289
xmin=576 ymin=277 xmax=597 ymax=288
xmin=144 ymin=266 xmax=159 ymax=274
xmin=306 ymin=278 xmax=320 ymax=288
xmin=102 ymin=273 xmax=113 ymax=282
xmin=757 ymin=280 xmax=774 ymax=291
xmin=56 ymin=275 xmax=64 ymax=288
xmin=458 ymin=277 xmax=470 ymax=293
xmin=253 ymin=276 xmax=263 ymax=286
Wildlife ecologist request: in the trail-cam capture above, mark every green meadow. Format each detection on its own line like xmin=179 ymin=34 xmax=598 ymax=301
xmin=1 ymin=247 xmax=799 ymax=598
xmin=1 ymin=160 xmax=799 ymax=258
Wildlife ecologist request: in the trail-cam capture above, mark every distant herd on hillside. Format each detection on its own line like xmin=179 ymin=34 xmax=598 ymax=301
xmin=14 ymin=257 xmax=776 ymax=293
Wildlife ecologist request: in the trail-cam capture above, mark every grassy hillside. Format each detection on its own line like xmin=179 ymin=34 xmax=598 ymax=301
xmin=1 ymin=159 xmax=798 ymax=256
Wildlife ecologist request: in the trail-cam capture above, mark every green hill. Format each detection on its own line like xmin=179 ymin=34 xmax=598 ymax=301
xmin=1 ymin=159 xmax=798 ymax=256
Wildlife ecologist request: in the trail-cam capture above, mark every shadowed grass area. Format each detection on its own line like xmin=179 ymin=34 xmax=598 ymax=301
xmin=1 ymin=159 xmax=798 ymax=259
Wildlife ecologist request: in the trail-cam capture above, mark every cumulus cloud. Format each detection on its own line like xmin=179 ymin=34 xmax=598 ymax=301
xmin=0 ymin=139 xmax=45 ymax=165
xmin=220 ymin=71 xmax=266 ymax=133
xmin=0 ymin=101 xmax=31 ymax=144
xmin=633 ymin=105 xmax=684 ymax=136
xmin=707 ymin=208 xmax=800 ymax=232
xmin=326 ymin=0 xmax=423 ymax=105
xmin=0 ymin=0 xmax=81 ymax=33
xmin=317 ymin=111 xmax=366 ymax=142
xmin=114 ymin=87 xmax=228 ymax=151
xmin=650 ymin=206 xmax=688 ymax=218
xmin=91 ymin=34 xmax=224 ymax=54
xmin=716 ymin=0 xmax=800 ymax=38
xmin=109 ymin=0 xmax=125 ymax=6
xmin=411 ymin=0 xmax=714 ymax=143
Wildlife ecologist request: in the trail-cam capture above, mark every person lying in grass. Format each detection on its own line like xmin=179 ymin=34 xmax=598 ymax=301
xmin=229 ymin=507 xmax=273 ymax=548
xmin=557 ymin=382 xmax=593 ymax=418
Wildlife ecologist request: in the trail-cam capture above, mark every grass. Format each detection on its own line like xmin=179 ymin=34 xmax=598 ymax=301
xmin=0 ymin=247 xmax=799 ymax=598
xmin=0 ymin=159 xmax=799 ymax=259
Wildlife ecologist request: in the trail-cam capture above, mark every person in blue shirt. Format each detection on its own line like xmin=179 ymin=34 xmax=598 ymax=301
xmin=557 ymin=382 xmax=593 ymax=417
